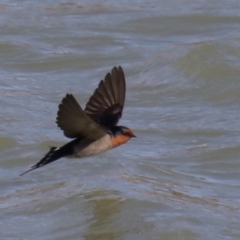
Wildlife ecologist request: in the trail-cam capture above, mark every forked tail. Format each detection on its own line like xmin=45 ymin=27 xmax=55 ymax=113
xmin=20 ymin=147 xmax=63 ymax=176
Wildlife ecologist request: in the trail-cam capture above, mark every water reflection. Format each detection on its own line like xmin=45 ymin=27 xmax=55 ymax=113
xmin=84 ymin=190 xmax=123 ymax=240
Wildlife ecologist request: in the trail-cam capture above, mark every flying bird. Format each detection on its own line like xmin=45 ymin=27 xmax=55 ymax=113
xmin=20 ymin=66 xmax=135 ymax=176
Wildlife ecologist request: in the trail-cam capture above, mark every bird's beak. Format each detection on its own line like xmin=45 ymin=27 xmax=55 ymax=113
xmin=132 ymin=134 xmax=136 ymax=138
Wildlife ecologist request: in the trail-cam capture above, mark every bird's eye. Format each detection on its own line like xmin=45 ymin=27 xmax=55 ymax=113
xmin=123 ymin=131 xmax=129 ymax=136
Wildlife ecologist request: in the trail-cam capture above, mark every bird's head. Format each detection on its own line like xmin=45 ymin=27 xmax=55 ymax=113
xmin=110 ymin=126 xmax=136 ymax=148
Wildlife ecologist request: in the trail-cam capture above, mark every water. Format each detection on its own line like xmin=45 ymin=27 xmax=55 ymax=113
xmin=1 ymin=1 xmax=240 ymax=239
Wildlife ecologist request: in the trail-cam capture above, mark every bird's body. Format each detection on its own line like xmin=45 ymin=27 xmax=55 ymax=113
xmin=20 ymin=66 xmax=135 ymax=176
xmin=70 ymin=134 xmax=112 ymax=158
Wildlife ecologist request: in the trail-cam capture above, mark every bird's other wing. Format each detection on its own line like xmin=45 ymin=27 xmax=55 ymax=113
xmin=56 ymin=93 xmax=107 ymax=139
xmin=84 ymin=66 xmax=126 ymax=128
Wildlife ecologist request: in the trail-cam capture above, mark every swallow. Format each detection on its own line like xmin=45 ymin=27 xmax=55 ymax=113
xmin=20 ymin=66 xmax=135 ymax=176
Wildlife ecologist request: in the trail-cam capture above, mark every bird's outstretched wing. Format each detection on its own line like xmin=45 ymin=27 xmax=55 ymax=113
xmin=84 ymin=66 xmax=126 ymax=128
xmin=56 ymin=93 xmax=107 ymax=139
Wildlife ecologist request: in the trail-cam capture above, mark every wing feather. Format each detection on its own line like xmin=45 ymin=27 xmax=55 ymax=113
xmin=84 ymin=66 xmax=126 ymax=127
xmin=56 ymin=94 xmax=106 ymax=139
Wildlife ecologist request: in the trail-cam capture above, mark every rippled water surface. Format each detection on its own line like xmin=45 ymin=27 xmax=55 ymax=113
xmin=1 ymin=1 xmax=240 ymax=240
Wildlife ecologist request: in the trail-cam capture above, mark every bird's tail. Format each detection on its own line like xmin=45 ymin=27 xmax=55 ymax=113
xmin=20 ymin=146 xmax=64 ymax=176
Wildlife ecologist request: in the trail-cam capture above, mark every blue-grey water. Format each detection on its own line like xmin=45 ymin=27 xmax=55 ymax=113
xmin=1 ymin=1 xmax=240 ymax=240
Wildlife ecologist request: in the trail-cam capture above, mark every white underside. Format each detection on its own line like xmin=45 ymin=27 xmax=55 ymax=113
xmin=70 ymin=134 xmax=112 ymax=158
